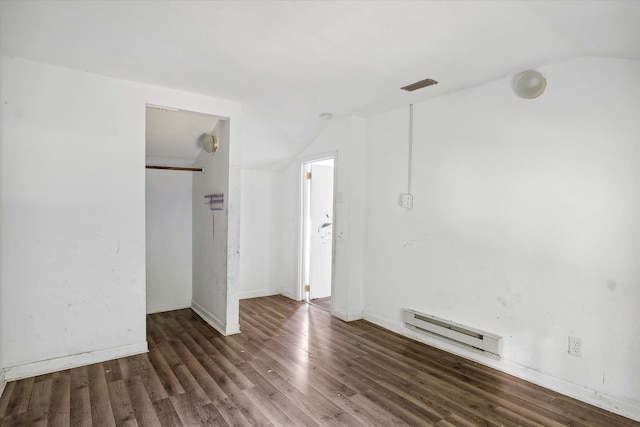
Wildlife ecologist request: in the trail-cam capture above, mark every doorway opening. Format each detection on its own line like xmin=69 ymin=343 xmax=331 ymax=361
xmin=145 ymin=106 xmax=222 ymax=317
xmin=301 ymin=156 xmax=335 ymax=312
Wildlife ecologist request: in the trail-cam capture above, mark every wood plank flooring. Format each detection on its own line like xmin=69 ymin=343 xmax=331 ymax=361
xmin=308 ymin=297 xmax=332 ymax=312
xmin=0 ymin=295 xmax=638 ymax=426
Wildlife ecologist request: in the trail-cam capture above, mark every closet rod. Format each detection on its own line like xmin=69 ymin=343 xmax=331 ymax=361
xmin=146 ymin=165 xmax=203 ymax=172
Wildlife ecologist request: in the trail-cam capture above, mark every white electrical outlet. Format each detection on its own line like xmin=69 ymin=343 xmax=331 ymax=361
xmin=568 ymin=336 xmax=583 ymax=357
xmin=400 ymin=194 xmax=413 ymax=209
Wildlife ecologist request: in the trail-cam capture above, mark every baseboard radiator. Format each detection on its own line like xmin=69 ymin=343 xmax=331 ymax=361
xmin=403 ymin=309 xmax=502 ymax=358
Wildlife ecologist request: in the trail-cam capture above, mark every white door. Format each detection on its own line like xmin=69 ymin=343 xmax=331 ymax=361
xmin=302 ymin=158 xmax=335 ymax=302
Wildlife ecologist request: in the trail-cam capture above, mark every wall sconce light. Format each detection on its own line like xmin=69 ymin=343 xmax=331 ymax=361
xmin=203 ymin=134 xmax=218 ymax=153
xmin=512 ymin=70 xmax=547 ymax=99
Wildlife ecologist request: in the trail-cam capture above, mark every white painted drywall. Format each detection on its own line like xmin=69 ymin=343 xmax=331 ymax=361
xmin=280 ymin=116 xmax=366 ymax=321
xmin=363 ymin=57 xmax=640 ymax=420
xmin=0 ymin=56 xmax=241 ymax=379
xmin=0 ymin=57 xmax=147 ymax=374
xmin=0 ymin=54 xmax=5 ymax=389
xmin=192 ymin=119 xmax=241 ymax=335
xmin=145 ymin=168 xmax=193 ymax=313
xmin=239 ymin=169 xmax=282 ymax=299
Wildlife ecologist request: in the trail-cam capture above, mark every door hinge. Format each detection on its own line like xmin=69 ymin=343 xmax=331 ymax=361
xmin=304 ymin=285 xmax=310 ymax=292
xmin=306 ymin=172 xmax=312 ymax=180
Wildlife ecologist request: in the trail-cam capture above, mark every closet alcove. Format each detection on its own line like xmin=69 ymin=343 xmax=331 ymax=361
xmin=145 ymin=105 xmax=232 ymax=333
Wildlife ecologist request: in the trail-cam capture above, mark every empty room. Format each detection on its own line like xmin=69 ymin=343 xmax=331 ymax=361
xmin=1 ymin=1 xmax=639 ymax=425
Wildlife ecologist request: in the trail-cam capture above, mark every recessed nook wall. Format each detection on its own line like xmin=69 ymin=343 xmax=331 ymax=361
xmin=239 ymin=169 xmax=283 ymax=299
xmin=280 ymin=116 xmax=366 ymax=322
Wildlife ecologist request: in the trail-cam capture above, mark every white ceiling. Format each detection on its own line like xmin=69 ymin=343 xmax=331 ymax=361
xmin=145 ymin=107 xmax=219 ymax=166
xmin=2 ymin=1 xmax=640 ymax=168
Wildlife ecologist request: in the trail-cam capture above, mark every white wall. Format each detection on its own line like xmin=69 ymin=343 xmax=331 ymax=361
xmin=363 ymin=56 xmax=640 ymax=420
xmin=280 ymin=116 xmax=366 ymax=321
xmin=192 ymin=119 xmax=242 ymax=335
xmin=0 ymin=53 xmax=5 ymax=392
xmin=0 ymin=56 xmax=147 ymax=379
xmin=145 ymin=169 xmax=192 ymax=313
xmin=0 ymin=56 xmax=241 ymax=379
xmin=239 ymin=169 xmax=282 ymax=299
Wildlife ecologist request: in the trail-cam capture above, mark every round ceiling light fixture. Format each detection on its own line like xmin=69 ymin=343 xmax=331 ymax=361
xmin=318 ymin=112 xmax=334 ymax=120
xmin=203 ymin=134 xmax=218 ymax=153
xmin=512 ymin=70 xmax=547 ymax=99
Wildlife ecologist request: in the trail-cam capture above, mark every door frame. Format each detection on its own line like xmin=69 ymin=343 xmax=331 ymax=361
xmin=297 ymin=151 xmax=338 ymax=307
xmin=145 ymin=103 xmax=241 ymax=335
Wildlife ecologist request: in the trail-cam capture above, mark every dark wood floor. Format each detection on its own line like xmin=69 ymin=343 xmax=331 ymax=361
xmin=309 ymin=296 xmax=332 ymax=312
xmin=0 ymin=296 xmax=637 ymax=426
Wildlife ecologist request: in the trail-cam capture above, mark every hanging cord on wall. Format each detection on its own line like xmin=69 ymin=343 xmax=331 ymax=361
xmin=408 ymin=103 xmax=414 ymax=195
xmin=400 ymin=104 xmax=415 ymax=208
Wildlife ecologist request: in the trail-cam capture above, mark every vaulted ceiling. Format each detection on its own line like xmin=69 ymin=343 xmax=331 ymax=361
xmin=2 ymin=1 xmax=640 ymax=168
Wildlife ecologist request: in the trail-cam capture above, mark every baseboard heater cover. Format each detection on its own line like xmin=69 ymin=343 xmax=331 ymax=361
xmin=403 ymin=309 xmax=502 ymax=358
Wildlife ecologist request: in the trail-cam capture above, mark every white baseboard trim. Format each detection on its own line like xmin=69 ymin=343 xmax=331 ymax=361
xmin=280 ymin=289 xmax=298 ymax=301
xmin=3 ymin=342 xmax=148 ymax=382
xmin=190 ymin=300 xmax=240 ymax=336
xmin=225 ymin=323 xmax=241 ymax=336
xmin=147 ymin=299 xmax=192 ymax=314
xmin=332 ymin=309 xmax=363 ymax=322
xmin=239 ymin=289 xmax=281 ymax=300
xmin=362 ymin=311 xmax=640 ymax=423
xmin=0 ymin=368 xmax=6 ymax=398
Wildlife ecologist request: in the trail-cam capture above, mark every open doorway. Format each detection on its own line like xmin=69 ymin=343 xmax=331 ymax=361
xmin=145 ymin=106 xmax=218 ymax=315
xmin=301 ymin=156 xmax=335 ymax=312
xmin=145 ymin=102 xmax=241 ymax=336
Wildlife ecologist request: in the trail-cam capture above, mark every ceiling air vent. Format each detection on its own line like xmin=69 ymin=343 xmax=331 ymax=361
xmin=401 ymin=78 xmax=438 ymax=92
